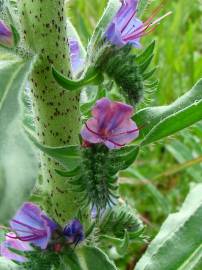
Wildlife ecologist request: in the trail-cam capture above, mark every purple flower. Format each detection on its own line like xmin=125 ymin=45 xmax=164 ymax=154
xmin=105 ymin=0 xmax=171 ymax=48
xmin=0 ymin=232 xmax=32 ymax=263
xmin=81 ymin=98 xmax=139 ymax=149
xmin=69 ymin=38 xmax=85 ymax=76
xmin=9 ymin=202 xmax=57 ymax=250
xmin=63 ymin=219 xmax=84 ymax=246
xmin=0 ymin=20 xmax=13 ymax=47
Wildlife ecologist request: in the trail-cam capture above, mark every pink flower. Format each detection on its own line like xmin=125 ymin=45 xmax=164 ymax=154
xmin=0 ymin=232 xmax=32 ymax=263
xmin=81 ymin=98 xmax=139 ymax=149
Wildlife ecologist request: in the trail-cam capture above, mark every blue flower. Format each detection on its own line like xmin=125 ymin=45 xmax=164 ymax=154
xmin=63 ymin=219 xmax=84 ymax=246
xmin=105 ymin=0 xmax=171 ymax=48
xmin=9 ymin=203 xmax=57 ymax=250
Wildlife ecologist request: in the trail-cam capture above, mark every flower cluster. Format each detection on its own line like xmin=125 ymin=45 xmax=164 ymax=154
xmin=105 ymin=0 xmax=171 ymax=48
xmin=0 ymin=203 xmax=84 ymax=262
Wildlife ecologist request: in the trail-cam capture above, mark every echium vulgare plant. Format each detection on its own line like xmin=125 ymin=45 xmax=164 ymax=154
xmin=0 ymin=0 xmax=202 ymax=269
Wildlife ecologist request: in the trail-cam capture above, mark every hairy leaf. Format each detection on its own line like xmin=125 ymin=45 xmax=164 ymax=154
xmin=136 ymin=184 xmax=202 ymax=270
xmin=134 ymin=79 xmax=202 ymax=145
xmin=0 ymin=57 xmax=37 ymax=223
xmin=25 ymin=128 xmax=81 ymax=170
xmin=52 ymin=67 xmax=103 ymax=91
xmin=79 ymin=246 xmax=118 ymax=270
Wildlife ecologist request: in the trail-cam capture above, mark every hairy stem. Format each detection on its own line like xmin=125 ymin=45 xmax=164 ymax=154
xmin=18 ymin=0 xmax=81 ymax=225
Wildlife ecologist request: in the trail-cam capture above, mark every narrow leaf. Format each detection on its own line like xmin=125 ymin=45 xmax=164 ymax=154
xmin=25 ymin=128 xmax=81 ymax=169
xmin=134 ymin=79 xmax=202 ymax=144
xmin=0 ymin=58 xmax=37 ymax=223
xmin=79 ymin=246 xmax=118 ymax=270
xmin=136 ymin=184 xmax=202 ymax=270
xmin=141 ymin=100 xmax=202 ymax=145
xmin=52 ymin=67 xmax=103 ymax=91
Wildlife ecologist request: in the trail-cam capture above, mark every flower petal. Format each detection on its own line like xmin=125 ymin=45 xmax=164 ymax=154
xmin=69 ymin=38 xmax=85 ymax=76
xmin=63 ymin=219 xmax=84 ymax=245
xmin=92 ymin=98 xmax=133 ymax=132
xmin=81 ymin=118 xmax=104 ymax=144
xmin=0 ymin=233 xmax=32 ymax=263
xmin=105 ymin=119 xmax=139 ymax=149
xmin=81 ymin=98 xmax=139 ymax=149
xmin=10 ymin=203 xmax=57 ymax=249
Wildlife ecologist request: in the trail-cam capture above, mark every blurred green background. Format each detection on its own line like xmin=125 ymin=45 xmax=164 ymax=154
xmin=0 ymin=0 xmax=201 ymax=269
xmin=68 ymin=0 xmax=202 ymax=269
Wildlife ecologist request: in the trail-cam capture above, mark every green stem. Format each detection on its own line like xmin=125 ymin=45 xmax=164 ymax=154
xmin=18 ymin=0 xmax=81 ymax=225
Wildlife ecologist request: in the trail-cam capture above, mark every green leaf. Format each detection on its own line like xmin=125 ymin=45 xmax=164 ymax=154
xmin=0 ymin=57 xmax=38 ymax=223
xmin=60 ymin=252 xmax=82 ymax=270
xmin=136 ymin=184 xmax=202 ymax=270
xmin=133 ymin=79 xmax=202 ymax=145
xmin=79 ymin=246 xmax=117 ymax=270
xmin=25 ymin=128 xmax=81 ymax=170
xmin=52 ymin=67 xmax=103 ymax=91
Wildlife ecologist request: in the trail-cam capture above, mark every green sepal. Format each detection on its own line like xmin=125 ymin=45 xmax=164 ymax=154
xmin=10 ymin=24 xmax=20 ymax=47
xmin=116 ymin=230 xmax=129 ymax=256
xmin=52 ymin=66 xmax=104 ymax=91
xmin=25 ymin=127 xmax=81 ymax=169
xmin=8 ymin=247 xmax=26 ymax=257
xmin=135 ymin=41 xmax=155 ymax=64
xmin=101 ymin=230 xmax=129 ymax=256
xmin=85 ymin=222 xmax=96 ymax=239
xmin=139 ymin=54 xmax=154 ymax=73
xmin=109 ymin=145 xmax=140 ymax=174
xmin=55 ymin=166 xmax=81 ymax=177
xmin=143 ymin=67 xmax=157 ymax=80
xmin=99 ymin=203 xmax=144 ymax=239
xmin=98 ymin=41 xmax=157 ymax=106
xmin=144 ymin=79 xmax=159 ymax=89
xmin=0 ymin=228 xmax=9 ymax=245
xmin=56 ymin=144 xmax=139 ymax=210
